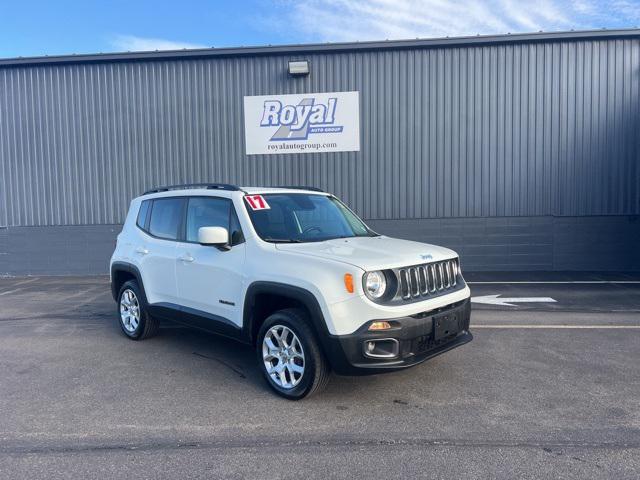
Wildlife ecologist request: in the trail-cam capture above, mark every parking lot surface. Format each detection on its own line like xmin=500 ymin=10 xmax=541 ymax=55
xmin=0 ymin=275 xmax=639 ymax=479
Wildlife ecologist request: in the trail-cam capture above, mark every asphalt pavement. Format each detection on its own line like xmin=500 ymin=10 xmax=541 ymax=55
xmin=0 ymin=275 xmax=639 ymax=479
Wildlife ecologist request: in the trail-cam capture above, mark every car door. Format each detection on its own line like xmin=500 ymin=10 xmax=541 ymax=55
xmin=136 ymin=197 xmax=185 ymax=306
xmin=175 ymin=196 xmax=246 ymax=328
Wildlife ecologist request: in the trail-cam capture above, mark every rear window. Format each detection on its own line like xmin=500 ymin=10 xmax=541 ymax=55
xmin=136 ymin=200 xmax=151 ymax=230
xmin=148 ymin=198 xmax=184 ymax=240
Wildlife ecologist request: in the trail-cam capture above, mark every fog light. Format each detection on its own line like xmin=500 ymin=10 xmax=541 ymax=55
xmin=362 ymin=338 xmax=399 ymax=359
xmin=368 ymin=321 xmax=392 ymax=331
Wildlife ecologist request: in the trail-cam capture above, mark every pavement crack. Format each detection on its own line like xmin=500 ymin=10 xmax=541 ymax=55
xmin=192 ymin=351 xmax=246 ymax=378
xmin=2 ymin=438 xmax=639 ymax=456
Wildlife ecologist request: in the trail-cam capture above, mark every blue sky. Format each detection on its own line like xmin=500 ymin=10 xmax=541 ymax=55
xmin=2 ymin=0 xmax=640 ymax=58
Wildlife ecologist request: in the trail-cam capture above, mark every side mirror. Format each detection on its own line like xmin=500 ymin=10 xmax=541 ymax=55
xmin=198 ymin=226 xmax=229 ymax=249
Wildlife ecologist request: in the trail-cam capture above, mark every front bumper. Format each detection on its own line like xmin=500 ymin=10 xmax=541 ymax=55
xmin=322 ymin=298 xmax=472 ymax=376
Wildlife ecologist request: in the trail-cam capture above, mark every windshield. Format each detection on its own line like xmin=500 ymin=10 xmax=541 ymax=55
xmin=244 ymin=193 xmax=377 ymax=243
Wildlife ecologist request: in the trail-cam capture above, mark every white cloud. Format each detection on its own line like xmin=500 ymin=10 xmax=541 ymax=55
xmin=110 ymin=34 xmax=208 ymax=52
xmin=274 ymin=0 xmax=639 ymax=42
xmin=572 ymin=0 xmax=599 ymax=15
xmin=612 ymin=0 xmax=640 ymax=19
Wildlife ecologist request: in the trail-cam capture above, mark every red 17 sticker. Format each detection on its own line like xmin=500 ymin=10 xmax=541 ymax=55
xmin=245 ymin=195 xmax=270 ymax=210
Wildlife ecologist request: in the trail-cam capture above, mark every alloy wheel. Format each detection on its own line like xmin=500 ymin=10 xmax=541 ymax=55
xmin=262 ymin=325 xmax=305 ymax=389
xmin=120 ymin=289 xmax=140 ymax=333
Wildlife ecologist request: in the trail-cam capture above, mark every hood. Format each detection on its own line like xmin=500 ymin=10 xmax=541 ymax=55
xmin=275 ymin=236 xmax=458 ymax=271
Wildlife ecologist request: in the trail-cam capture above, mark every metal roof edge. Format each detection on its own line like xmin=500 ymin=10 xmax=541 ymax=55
xmin=1 ymin=28 xmax=640 ymax=68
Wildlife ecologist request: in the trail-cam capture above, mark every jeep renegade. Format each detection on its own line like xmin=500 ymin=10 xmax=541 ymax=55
xmin=110 ymin=184 xmax=472 ymax=399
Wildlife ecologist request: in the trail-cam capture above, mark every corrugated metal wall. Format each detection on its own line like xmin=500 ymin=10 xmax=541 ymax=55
xmin=0 ymin=89 xmax=7 ymax=227
xmin=1 ymin=37 xmax=639 ymax=228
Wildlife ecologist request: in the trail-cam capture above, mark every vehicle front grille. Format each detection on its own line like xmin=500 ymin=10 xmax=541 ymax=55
xmin=397 ymin=258 xmax=460 ymax=301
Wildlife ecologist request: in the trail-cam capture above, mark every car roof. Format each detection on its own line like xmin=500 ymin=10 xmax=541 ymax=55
xmin=137 ymin=186 xmax=328 ymax=200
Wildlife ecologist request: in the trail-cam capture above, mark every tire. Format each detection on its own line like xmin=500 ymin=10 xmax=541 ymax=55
xmin=117 ymin=280 xmax=160 ymax=340
xmin=257 ymin=308 xmax=331 ymax=400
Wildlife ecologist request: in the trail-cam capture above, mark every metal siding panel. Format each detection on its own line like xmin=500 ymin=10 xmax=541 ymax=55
xmin=630 ymin=40 xmax=640 ymax=215
xmin=496 ymin=45 xmax=505 ymax=218
xmin=437 ymin=48 xmax=445 ymax=217
xmin=503 ymin=45 xmax=513 ymax=217
xmin=443 ymin=48 xmax=452 ymax=218
xmin=457 ymin=49 xmax=467 ymax=218
xmin=1 ymin=37 xmax=639 ymax=227
xmin=450 ymin=48 xmax=460 ymax=218
xmin=489 ymin=46 xmax=498 ymax=218
xmin=597 ymin=41 xmax=608 ymax=215
xmin=536 ymin=44 xmax=546 ymax=216
xmin=0 ymin=70 xmax=7 ymax=227
xmin=483 ymin=47 xmax=490 ymax=216
xmin=397 ymin=49 xmax=407 ymax=219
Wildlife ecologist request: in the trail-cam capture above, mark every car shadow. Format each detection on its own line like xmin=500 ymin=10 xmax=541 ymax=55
xmin=104 ymin=314 xmax=412 ymax=399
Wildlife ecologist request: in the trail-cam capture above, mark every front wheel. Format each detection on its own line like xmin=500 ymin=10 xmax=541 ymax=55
xmin=257 ymin=309 xmax=330 ymax=400
xmin=117 ymin=280 xmax=159 ymax=340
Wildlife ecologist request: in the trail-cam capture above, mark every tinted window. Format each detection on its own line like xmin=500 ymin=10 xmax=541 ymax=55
xmin=136 ymin=200 xmax=151 ymax=230
xmin=149 ymin=198 xmax=184 ymax=240
xmin=186 ymin=197 xmax=231 ymax=243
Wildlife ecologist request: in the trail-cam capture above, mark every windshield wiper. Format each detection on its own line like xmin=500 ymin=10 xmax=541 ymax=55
xmin=263 ymin=238 xmax=304 ymax=243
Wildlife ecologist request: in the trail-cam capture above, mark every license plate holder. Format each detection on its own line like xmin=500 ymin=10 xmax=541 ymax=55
xmin=434 ymin=313 xmax=460 ymax=341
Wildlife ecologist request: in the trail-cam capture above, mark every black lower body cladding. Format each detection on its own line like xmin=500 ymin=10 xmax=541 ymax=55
xmin=324 ymin=298 xmax=472 ymax=376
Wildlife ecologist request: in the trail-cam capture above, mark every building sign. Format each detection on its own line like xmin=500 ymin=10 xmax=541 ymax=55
xmin=243 ymin=91 xmax=360 ymax=155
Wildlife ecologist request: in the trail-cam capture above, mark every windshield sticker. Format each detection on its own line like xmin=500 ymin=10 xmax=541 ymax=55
xmin=245 ymin=195 xmax=270 ymax=211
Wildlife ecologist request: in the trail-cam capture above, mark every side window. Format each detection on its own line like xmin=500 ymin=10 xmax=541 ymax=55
xmin=186 ymin=197 xmax=231 ymax=243
xmin=136 ymin=200 xmax=151 ymax=230
xmin=148 ymin=198 xmax=184 ymax=240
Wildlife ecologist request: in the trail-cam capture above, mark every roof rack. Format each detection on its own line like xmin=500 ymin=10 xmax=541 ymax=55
xmin=143 ymin=183 xmax=242 ymax=195
xmin=274 ymin=185 xmax=325 ymax=192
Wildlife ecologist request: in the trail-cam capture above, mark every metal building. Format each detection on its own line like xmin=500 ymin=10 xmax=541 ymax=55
xmin=1 ymin=29 xmax=639 ymax=275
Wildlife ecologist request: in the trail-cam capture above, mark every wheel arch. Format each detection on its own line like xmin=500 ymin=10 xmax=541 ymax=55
xmin=110 ymin=262 xmax=148 ymax=304
xmin=242 ymin=282 xmax=330 ymax=347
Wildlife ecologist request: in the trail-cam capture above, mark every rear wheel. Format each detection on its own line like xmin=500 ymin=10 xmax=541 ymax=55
xmin=117 ymin=280 xmax=159 ymax=340
xmin=257 ymin=308 xmax=330 ymax=399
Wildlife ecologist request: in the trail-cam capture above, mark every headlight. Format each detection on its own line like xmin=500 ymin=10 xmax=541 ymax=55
xmin=364 ymin=271 xmax=387 ymax=299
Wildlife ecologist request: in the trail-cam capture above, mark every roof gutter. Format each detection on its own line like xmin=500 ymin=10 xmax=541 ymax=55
xmin=1 ymin=28 xmax=640 ymax=68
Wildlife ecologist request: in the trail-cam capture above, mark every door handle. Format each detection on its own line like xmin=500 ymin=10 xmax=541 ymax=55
xmin=179 ymin=254 xmax=195 ymax=263
xmin=135 ymin=247 xmax=149 ymax=255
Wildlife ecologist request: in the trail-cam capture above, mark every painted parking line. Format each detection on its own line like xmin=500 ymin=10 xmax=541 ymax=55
xmin=0 ymin=278 xmax=41 ymax=296
xmin=6 ymin=278 xmax=40 ymax=287
xmin=473 ymin=325 xmax=640 ymax=329
xmin=0 ymin=289 xmax=21 ymax=296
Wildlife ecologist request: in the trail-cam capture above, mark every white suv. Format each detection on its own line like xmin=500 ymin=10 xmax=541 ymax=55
xmin=110 ymin=184 xmax=472 ymax=399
